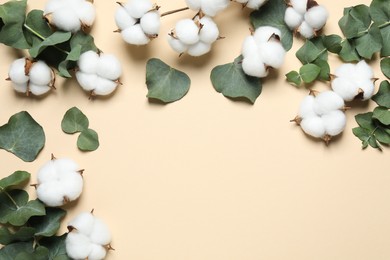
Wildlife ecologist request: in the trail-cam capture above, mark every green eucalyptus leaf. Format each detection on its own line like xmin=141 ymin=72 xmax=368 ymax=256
xmin=355 ymin=112 xmax=376 ymax=130
xmin=70 ymin=31 xmax=98 ymax=53
xmin=373 ymin=106 xmax=390 ymax=125
xmin=146 ymin=58 xmax=191 ymax=103
xmin=370 ymin=0 xmax=390 ymax=24
xmin=355 ymin=24 xmax=383 ymax=59
xmin=29 ymin=31 xmax=71 ymax=58
xmin=380 ymin=25 xmax=390 ymax=56
xmin=15 ymin=246 xmax=49 ymax=260
xmin=339 ymin=39 xmax=360 ymax=62
xmin=77 ymin=129 xmax=99 ymax=151
xmin=299 ymin=64 xmax=321 ymax=83
xmin=381 ymin=58 xmax=390 ymax=79
xmin=24 ymin=9 xmax=52 ymax=45
xmin=40 ymin=234 xmax=70 ymax=260
xmin=29 ymin=207 xmax=66 ymax=237
xmin=285 ymin=71 xmax=301 ymax=86
xmin=0 ymin=171 xmax=30 ymax=190
xmin=0 ymin=111 xmax=45 ymax=162
xmin=58 ymin=44 xmax=82 ymax=78
xmin=339 ymin=5 xmax=371 ymax=39
xmin=353 ymin=127 xmax=371 ymax=149
xmin=372 ymin=80 xmax=390 ymax=108
xmin=211 ymin=56 xmax=262 ymax=104
xmin=0 ymin=241 xmax=34 ymax=260
xmin=0 ymin=226 xmax=36 ymax=245
xmin=0 ymin=189 xmax=45 ymax=226
xmin=313 ymin=59 xmax=330 ymax=81
xmin=250 ymin=0 xmax=292 ymax=51
xmin=0 ymin=0 xmax=30 ymax=49
xmin=374 ymin=127 xmax=390 ymax=144
xmin=323 ymin=34 xmax=343 ymax=53
xmin=296 ymin=40 xmax=326 ymax=64
xmin=61 ymin=107 xmax=89 ymax=134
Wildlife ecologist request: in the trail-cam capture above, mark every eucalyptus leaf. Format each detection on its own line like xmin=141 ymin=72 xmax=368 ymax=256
xmin=0 ymin=111 xmax=45 ymax=162
xmin=372 ymin=80 xmax=390 ymax=108
xmin=339 ymin=39 xmax=360 ymax=62
xmin=70 ymin=31 xmax=98 ymax=53
xmin=0 ymin=171 xmax=30 ymax=190
xmin=323 ymin=34 xmax=343 ymax=53
xmin=30 ymin=207 xmax=66 ymax=237
xmin=355 ymin=112 xmax=376 ymax=130
xmin=339 ymin=5 xmax=371 ymax=39
xmin=0 ymin=189 xmax=45 ymax=226
xmin=0 ymin=226 xmax=36 ymax=245
xmin=355 ymin=24 xmax=382 ymax=59
xmin=381 ymin=58 xmax=390 ymax=79
xmin=211 ymin=56 xmax=262 ymax=104
xmin=0 ymin=241 xmax=34 ymax=260
xmin=77 ymin=129 xmax=99 ymax=151
xmin=296 ymin=40 xmax=326 ymax=64
xmin=61 ymin=107 xmax=89 ymax=134
xmin=24 ymin=9 xmax=52 ymax=45
xmin=285 ymin=71 xmax=301 ymax=86
xmin=40 ymin=234 xmax=70 ymax=260
xmin=299 ymin=64 xmax=321 ymax=83
xmin=370 ymin=0 xmax=390 ymax=24
xmin=373 ymin=106 xmax=390 ymax=125
xmin=15 ymin=246 xmax=49 ymax=260
xmin=146 ymin=58 xmax=190 ymax=103
xmin=58 ymin=44 xmax=82 ymax=78
xmin=313 ymin=59 xmax=330 ymax=81
xmin=29 ymin=31 xmax=72 ymax=58
xmin=250 ymin=0 xmax=292 ymax=51
xmin=380 ymin=25 xmax=390 ymax=57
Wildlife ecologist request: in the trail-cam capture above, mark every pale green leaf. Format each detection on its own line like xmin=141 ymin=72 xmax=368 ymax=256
xmin=373 ymin=106 xmax=390 ymax=125
xmin=370 ymin=0 xmax=390 ymax=24
xmin=61 ymin=107 xmax=89 ymax=134
xmin=372 ymin=80 xmax=390 ymax=108
xmin=380 ymin=25 xmax=390 ymax=56
xmin=286 ymin=71 xmax=301 ymax=86
xmin=77 ymin=129 xmax=99 ymax=151
xmin=339 ymin=39 xmax=360 ymax=62
xmin=313 ymin=59 xmax=330 ymax=81
xmin=323 ymin=34 xmax=343 ymax=53
xmin=339 ymin=5 xmax=371 ymax=39
xmin=24 ymin=9 xmax=52 ymax=45
xmin=0 ymin=171 xmax=30 ymax=190
xmin=355 ymin=24 xmax=383 ymax=59
xmin=381 ymin=58 xmax=390 ymax=79
xmin=29 ymin=31 xmax=71 ymax=58
xmin=299 ymin=64 xmax=321 ymax=83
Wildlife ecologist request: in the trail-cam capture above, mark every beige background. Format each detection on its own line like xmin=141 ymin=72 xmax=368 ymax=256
xmin=1 ymin=0 xmax=389 ymax=259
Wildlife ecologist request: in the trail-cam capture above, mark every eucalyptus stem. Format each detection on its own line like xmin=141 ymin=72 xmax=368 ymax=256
xmin=161 ymin=7 xmax=189 ymax=17
xmin=0 ymin=187 xmax=19 ymax=209
xmin=379 ymin=21 xmax=390 ymax=29
xmin=356 ymin=20 xmax=390 ymax=38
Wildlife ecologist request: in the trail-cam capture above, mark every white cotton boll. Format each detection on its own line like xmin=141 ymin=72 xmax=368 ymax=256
xmin=334 ymin=63 xmax=355 ymax=78
xmin=61 ymin=176 xmax=83 ymax=201
xmin=236 ymin=0 xmax=248 ymax=3
xmin=78 ymin=51 xmax=99 ymax=74
xmin=121 ymin=25 xmax=150 ymax=45
xmin=175 ymin=19 xmax=200 ymax=45
xmin=298 ymin=20 xmax=314 ymax=39
xmin=313 ymin=90 xmax=345 ymax=115
xmin=331 ymin=77 xmax=357 ymax=101
xmin=298 ymin=95 xmax=316 ymax=118
xmin=8 ymin=58 xmax=29 ymax=85
xmin=253 ymin=26 xmax=282 ymax=43
xmin=258 ymin=41 xmax=286 ymax=68
xmin=304 ymin=5 xmax=328 ymax=30
xmin=88 ymin=244 xmax=107 ymax=260
xmin=187 ymin=41 xmax=211 ymax=57
xmin=54 ymin=158 xmax=79 ymax=176
xmin=29 ymin=83 xmax=51 ymax=96
xmin=290 ymin=0 xmax=308 ymax=15
xmin=355 ymin=60 xmax=374 ymax=80
xmin=242 ymin=57 xmax=268 ymax=78
xmin=51 ymin=8 xmax=81 ymax=32
xmin=29 ymin=61 xmax=52 ymax=86
xmin=167 ymin=35 xmax=188 ymax=53
xmin=199 ymin=16 xmax=219 ymax=44
xmin=241 ymin=36 xmax=258 ymax=58
xmin=140 ymin=11 xmax=161 ymax=35
xmin=90 ymin=218 xmax=112 ymax=245
xmin=322 ymin=110 xmax=346 ymax=136
xmin=246 ymin=0 xmax=268 ymax=9
xmin=300 ymin=116 xmax=326 ymax=138
xmin=44 ymin=0 xmax=65 ymax=15
xmin=76 ymin=72 xmax=98 ymax=91
xmin=37 ymin=160 xmax=58 ymax=183
xmin=284 ymin=7 xmax=303 ymax=29
xmin=125 ymin=0 xmax=153 ymax=19
xmin=94 ymin=77 xmax=118 ymax=96
xmin=185 ymin=0 xmax=201 ymax=10
xmin=96 ymin=54 xmax=122 ymax=81
xmin=359 ymin=79 xmax=375 ymax=100
xmin=12 ymin=83 xmax=28 ymax=93
xmin=115 ymin=6 xmax=136 ymax=30
xmin=65 ymin=232 xmax=92 ymax=260
xmin=75 ymin=1 xmax=96 ymax=27
xmin=36 ymin=182 xmax=64 ymax=207
xmin=68 ymin=212 xmax=95 ymax=236
xmin=201 ymin=0 xmax=230 ymax=17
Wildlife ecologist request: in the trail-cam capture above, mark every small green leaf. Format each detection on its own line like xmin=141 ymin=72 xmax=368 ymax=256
xmin=29 ymin=31 xmax=71 ymax=58
xmin=15 ymin=246 xmax=49 ymax=260
xmin=24 ymin=10 xmax=52 ymax=45
xmin=285 ymin=71 xmax=301 ymax=86
xmin=296 ymin=40 xmax=325 ymax=64
xmin=370 ymin=0 xmax=390 ymax=24
xmin=77 ymin=129 xmax=99 ymax=151
xmin=372 ymin=80 xmax=390 ymax=108
xmin=313 ymin=59 xmax=330 ymax=81
xmin=250 ymin=0 xmax=292 ymax=51
xmin=373 ymin=106 xmax=390 ymax=125
xmin=299 ymin=64 xmax=321 ymax=83
xmin=0 ymin=227 xmax=36 ymax=245
xmin=61 ymin=107 xmax=89 ymax=134
xmin=0 ymin=111 xmax=45 ymax=162
xmin=70 ymin=31 xmax=98 ymax=53
xmin=0 ymin=171 xmax=30 ymax=190
xmin=0 ymin=190 xmax=45 ymax=226
xmin=323 ymin=34 xmax=343 ymax=53
xmin=380 ymin=25 xmax=390 ymax=57
xmin=0 ymin=241 xmax=34 ymax=260
xmin=211 ymin=56 xmax=262 ymax=104
xmin=355 ymin=24 xmax=383 ymax=59
xmin=353 ymin=127 xmax=371 ymax=149
xmin=58 ymin=44 xmax=82 ymax=77
xmin=40 ymin=234 xmax=70 ymax=260
xmin=339 ymin=5 xmax=371 ymax=39
xmin=339 ymin=39 xmax=361 ymax=62
xmin=355 ymin=112 xmax=376 ymax=130
xmin=381 ymin=58 xmax=390 ymax=79
xmin=146 ymin=58 xmax=191 ymax=103
xmin=29 ymin=207 xmax=66 ymax=237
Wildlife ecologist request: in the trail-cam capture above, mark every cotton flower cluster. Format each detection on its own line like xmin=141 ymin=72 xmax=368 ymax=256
xmin=234 ymin=0 xmax=268 ymax=10
xmin=293 ymin=91 xmax=347 ymax=144
xmin=44 ymin=0 xmax=96 ymax=32
xmin=331 ymin=60 xmax=376 ymax=101
xmin=185 ymin=0 xmax=230 ymax=17
xmin=7 ymin=58 xmax=55 ymax=96
xmin=241 ymin=26 xmax=286 ymax=78
xmin=66 ymin=211 xmax=112 ymax=260
xmin=115 ymin=0 xmax=161 ymax=45
xmin=76 ymin=51 xmax=123 ymax=96
xmin=167 ymin=16 xmax=220 ymax=57
xmin=284 ymin=0 xmax=328 ymax=39
xmin=35 ymin=157 xmax=83 ymax=207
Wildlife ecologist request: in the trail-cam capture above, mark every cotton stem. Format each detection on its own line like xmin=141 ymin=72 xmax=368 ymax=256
xmin=0 ymin=187 xmax=19 ymax=209
xmin=161 ymin=7 xmax=190 ymax=17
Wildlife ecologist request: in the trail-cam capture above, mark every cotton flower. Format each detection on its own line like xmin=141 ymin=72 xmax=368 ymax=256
xmin=44 ymin=0 xmax=96 ymax=32
xmin=240 ymin=26 xmax=286 ymax=78
xmin=235 ymin=0 xmax=268 ymax=10
xmin=66 ymin=211 xmax=112 ymax=260
xmin=331 ymin=60 xmax=376 ymax=101
xmin=115 ymin=0 xmax=161 ymax=45
xmin=186 ymin=0 xmax=230 ymax=17
xmin=292 ymin=90 xmax=347 ymax=144
xmin=76 ymin=51 xmax=122 ymax=96
xmin=35 ymin=156 xmax=83 ymax=207
xmin=7 ymin=58 xmax=55 ymax=96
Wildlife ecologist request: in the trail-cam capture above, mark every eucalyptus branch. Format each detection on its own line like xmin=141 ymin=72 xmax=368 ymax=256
xmin=0 ymin=187 xmax=19 ymax=209
xmin=160 ymin=7 xmax=190 ymax=17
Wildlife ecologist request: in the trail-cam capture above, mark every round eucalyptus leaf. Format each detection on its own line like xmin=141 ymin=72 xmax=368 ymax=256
xmin=77 ymin=129 xmax=99 ymax=151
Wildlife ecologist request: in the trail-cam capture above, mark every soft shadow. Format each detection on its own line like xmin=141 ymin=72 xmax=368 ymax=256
xmin=346 ymin=99 xmax=370 ymax=110
xmin=147 ymin=97 xmax=170 ymax=106
xmin=226 ymin=96 xmax=256 ymax=106
xmin=124 ymin=44 xmax=151 ymax=61
xmin=176 ymin=51 xmax=215 ymax=68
